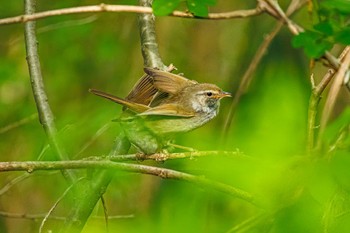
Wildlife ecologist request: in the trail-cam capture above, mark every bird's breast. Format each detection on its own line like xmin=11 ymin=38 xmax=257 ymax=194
xmin=145 ymin=109 xmax=218 ymax=135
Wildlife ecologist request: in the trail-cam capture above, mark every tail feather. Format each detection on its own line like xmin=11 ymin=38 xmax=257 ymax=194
xmin=89 ymin=88 xmax=149 ymax=113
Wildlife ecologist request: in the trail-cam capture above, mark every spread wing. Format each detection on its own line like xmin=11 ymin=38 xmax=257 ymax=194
xmin=139 ymin=103 xmax=195 ymax=117
xmin=125 ymin=74 xmax=158 ymax=106
xmin=144 ymin=67 xmax=197 ymax=94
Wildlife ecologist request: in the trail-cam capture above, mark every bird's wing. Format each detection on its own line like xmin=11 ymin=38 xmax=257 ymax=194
xmin=125 ymin=74 xmax=158 ymax=106
xmin=144 ymin=67 xmax=197 ymax=94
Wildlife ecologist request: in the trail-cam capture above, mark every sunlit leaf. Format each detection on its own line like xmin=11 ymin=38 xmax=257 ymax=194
xmin=292 ymin=31 xmax=332 ymax=58
xmin=187 ymin=0 xmax=209 ymax=17
xmin=153 ymin=0 xmax=182 ymax=16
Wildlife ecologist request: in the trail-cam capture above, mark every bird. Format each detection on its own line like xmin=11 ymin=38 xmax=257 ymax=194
xmin=89 ymin=67 xmax=231 ymax=154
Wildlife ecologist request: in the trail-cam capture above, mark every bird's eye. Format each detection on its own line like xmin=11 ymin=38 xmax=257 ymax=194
xmin=206 ymin=92 xmax=213 ymax=97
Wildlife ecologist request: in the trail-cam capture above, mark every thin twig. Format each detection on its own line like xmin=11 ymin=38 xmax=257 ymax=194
xmin=0 ymin=211 xmax=134 ymax=221
xmin=172 ymin=8 xmax=263 ymax=19
xmin=317 ymin=47 xmax=350 ymax=148
xmin=0 ymin=4 xmax=263 ymax=26
xmin=0 ymin=159 xmax=259 ymax=206
xmin=222 ymin=22 xmax=284 ymax=138
xmin=74 ymin=122 xmax=111 ymax=159
xmin=222 ymin=0 xmax=304 ymax=138
xmin=0 ymin=173 xmax=31 ymax=196
xmin=258 ymin=0 xmax=303 ymax=35
xmin=226 ymin=212 xmax=272 ymax=233
xmin=306 ymin=47 xmax=350 ymax=154
xmin=306 ymin=70 xmax=334 ymax=154
xmin=85 ymin=150 xmax=251 ymax=162
xmin=24 ymin=0 xmax=76 ymax=183
xmin=100 ymin=195 xmax=109 ymax=233
xmin=39 ymin=177 xmax=84 ymax=233
xmin=260 ymin=0 xmax=341 ymax=71
xmin=0 ymin=113 xmax=37 ymax=134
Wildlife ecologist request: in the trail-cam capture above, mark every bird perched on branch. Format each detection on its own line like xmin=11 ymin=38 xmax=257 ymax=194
xmin=90 ymin=67 xmax=231 ymax=154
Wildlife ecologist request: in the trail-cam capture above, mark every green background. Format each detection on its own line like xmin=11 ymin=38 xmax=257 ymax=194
xmin=1 ymin=1 xmax=350 ymax=232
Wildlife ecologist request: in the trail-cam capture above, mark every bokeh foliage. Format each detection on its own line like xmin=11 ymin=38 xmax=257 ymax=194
xmin=0 ymin=1 xmax=350 ymax=233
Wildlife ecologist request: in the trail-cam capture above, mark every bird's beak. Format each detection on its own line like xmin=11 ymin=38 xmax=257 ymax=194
xmin=218 ymin=91 xmax=231 ymax=98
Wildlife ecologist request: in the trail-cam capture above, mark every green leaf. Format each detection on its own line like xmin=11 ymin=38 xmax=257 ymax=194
xmin=292 ymin=31 xmax=321 ymax=48
xmin=292 ymin=31 xmax=332 ymax=58
xmin=334 ymin=27 xmax=350 ymax=44
xmin=187 ymin=0 xmax=209 ymax=17
xmin=321 ymin=0 xmax=350 ymax=14
xmin=305 ymin=40 xmax=332 ymax=58
xmin=152 ymin=0 xmax=182 ymax=16
xmin=314 ymin=21 xmax=334 ymax=36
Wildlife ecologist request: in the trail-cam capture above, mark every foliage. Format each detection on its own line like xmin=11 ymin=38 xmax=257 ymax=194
xmin=292 ymin=0 xmax=350 ymax=58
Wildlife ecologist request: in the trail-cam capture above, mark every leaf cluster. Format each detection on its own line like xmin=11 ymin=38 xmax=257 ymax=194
xmin=292 ymin=0 xmax=350 ymax=58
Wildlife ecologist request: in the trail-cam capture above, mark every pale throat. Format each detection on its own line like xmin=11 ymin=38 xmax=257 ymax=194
xmin=191 ymin=98 xmax=219 ymax=114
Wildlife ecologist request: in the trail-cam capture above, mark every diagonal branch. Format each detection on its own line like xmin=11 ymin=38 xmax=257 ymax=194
xmin=24 ymin=0 xmax=76 ymax=183
xmin=307 ymin=46 xmax=350 ymax=154
xmin=317 ymin=47 xmax=350 ymax=148
xmin=222 ymin=0 xmax=305 ymax=138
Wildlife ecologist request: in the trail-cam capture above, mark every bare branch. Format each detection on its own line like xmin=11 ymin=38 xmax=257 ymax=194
xmin=0 ymin=159 xmax=259 ymax=206
xmin=39 ymin=178 xmax=83 ymax=233
xmin=0 ymin=113 xmax=37 ymax=134
xmin=172 ymin=8 xmax=263 ymax=19
xmin=0 ymin=4 xmax=263 ymax=26
xmin=85 ymin=150 xmax=251 ymax=162
xmin=222 ymin=0 xmax=305 ymax=138
xmin=307 ymin=46 xmax=350 ymax=154
xmin=0 ymin=4 xmax=152 ymax=25
xmin=317 ymin=47 xmax=350 ymax=147
xmin=0 ymin=211 xmax=133 ymax=221
xmin=24 ymin=0 xmax=76 ymax=183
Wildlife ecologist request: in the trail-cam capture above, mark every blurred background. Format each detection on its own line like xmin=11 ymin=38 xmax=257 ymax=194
xmin=0 ymin=0 xmax=349 ymax=232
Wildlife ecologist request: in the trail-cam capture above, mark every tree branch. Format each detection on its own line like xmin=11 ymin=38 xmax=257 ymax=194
xmin=24 ymin=0 xmax=76 ymax=183
xmin=316 ymin=47 xmax=350 ymax=149
xmin=0 ymin=159 xmax=259 ymax=207
xmin=85 ymin=150 xmax=250 ymax=162
xmin=0 ymin=4 xmax=263 ymax=26
xmin=222 ymin=0 xmax=305 ymax=138
xmin=307 ymin=46 xmax=350 ymax=154
xmin=138 ymin=0 xmax=166 ymax=69
xmin=0 ymin=211 xmax=133 ymax=221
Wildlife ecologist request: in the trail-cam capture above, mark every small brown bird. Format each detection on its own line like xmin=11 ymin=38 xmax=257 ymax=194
xmin=90 ymin=68 xmax=231 ymax=154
